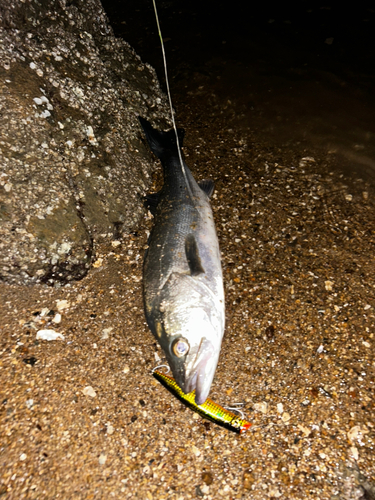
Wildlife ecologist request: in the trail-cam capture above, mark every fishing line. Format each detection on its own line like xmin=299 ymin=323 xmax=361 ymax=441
xmin=151 ymin=0 xmax=193 ymax=199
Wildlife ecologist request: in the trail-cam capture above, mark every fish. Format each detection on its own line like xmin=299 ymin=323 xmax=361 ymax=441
xmin=153 ymin=369 xmax=252 ymax=434
xmin=139 ymin=116 xmax=225 ymax=405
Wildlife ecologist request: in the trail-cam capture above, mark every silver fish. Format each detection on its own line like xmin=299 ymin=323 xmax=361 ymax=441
xmin=139 ymin=117 xmax=225 ymax=405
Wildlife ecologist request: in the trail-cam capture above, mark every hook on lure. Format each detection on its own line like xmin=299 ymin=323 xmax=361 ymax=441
xmin=152 ymin=369 xmax=252 ymax=434
xmin=151 ymin=364 xmax=170 ymax=374
xmin=223 ymin=403 xmax=246 ymax=420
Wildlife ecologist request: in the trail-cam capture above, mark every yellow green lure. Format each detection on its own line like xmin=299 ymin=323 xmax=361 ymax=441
xmin=153 ymin=369 xmax=252 ymax=434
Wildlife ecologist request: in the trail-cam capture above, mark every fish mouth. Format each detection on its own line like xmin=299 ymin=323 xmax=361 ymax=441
xmin=181 ymin=337 xmax=217 ymax=405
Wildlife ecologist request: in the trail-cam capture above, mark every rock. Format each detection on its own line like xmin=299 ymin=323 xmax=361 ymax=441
xmin=334 ymin=461 xmax=375 ymax=500
xmin=0 ymin=0 xmax=169 ymax=285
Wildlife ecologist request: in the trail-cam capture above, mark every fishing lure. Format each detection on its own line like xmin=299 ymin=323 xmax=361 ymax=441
xmin=153 ymin=369 xmax=252 ymax=434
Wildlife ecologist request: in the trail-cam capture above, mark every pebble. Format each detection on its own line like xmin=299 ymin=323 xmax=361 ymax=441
xmin=298 ymin=424 xmax=311 ymax=437
xmin=52 ymin=313 xmax=62 ymax=324
xmin=325 ymin=280 xmax=334 ymax=291
xmin=281 ymin=412 xmax=291 ymax=423
xmin=253 ymin=402 xmax=268 ymax=414
xmin=350 ymin=446 xmax=359 ymax=460
xmin=56 ymin=300 xmax=70 ymax=311
xmin=82 ymin=386 xmax=97 ymax=397
xmin=93 ymin=258 xmax=104 ymax=268
xmin=269 ymin=487 xmax=282 ymax=498
xmin=191 ymin=445 xmax=201 ymax=457
xmin=347 ymin=425 xmax=368 ymax=445
xmin=86 ymin=125 xmax=98 ymax=146
xmin=299 ymin=156 xmax=315 ymax=167
xmin=36 ymin=329 xmax=65 ymax=341
xmin=200 ymin=484 xmax=210 ymax=494
xmin=101 ymin=327 xmax=113 ymax=339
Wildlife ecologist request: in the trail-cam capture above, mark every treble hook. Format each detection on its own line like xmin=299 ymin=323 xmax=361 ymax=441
xmin=224 ymin=403 xmax=245 ymax=420
xmin=152 ymin=364 xmax=170 ymax=374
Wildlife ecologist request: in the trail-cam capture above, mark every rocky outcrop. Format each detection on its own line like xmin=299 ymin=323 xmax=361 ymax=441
xmin=0 ymin=0 xmax=169 ymax=285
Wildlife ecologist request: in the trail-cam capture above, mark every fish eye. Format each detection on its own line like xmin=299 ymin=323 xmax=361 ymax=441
xmin=172 ymin=337 xmax=190 ymax=357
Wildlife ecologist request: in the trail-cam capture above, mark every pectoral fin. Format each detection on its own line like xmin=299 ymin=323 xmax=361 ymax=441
xmin=198 ymin=179 xmax=215 ymax=198
xmin=185 ymin=234 xmax=205 ymax=276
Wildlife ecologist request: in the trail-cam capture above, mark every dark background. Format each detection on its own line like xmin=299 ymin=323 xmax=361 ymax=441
xmin=101 ymin=1 xmax=374 ymax=76
xmin=101 ymin=0 xmax=375 ymax=181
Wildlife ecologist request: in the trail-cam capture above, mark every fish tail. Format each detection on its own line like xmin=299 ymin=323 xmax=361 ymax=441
xmin=138 ymin=116 xmax=185 ymax=159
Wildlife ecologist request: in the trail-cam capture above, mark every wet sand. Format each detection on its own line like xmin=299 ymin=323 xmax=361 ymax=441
xmin=1 ymin=96 xmax=374 ymax=497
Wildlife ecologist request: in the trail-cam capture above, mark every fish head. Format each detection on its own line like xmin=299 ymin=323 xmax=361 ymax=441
xmin=157 ymin=273 xmax=225 ymax=405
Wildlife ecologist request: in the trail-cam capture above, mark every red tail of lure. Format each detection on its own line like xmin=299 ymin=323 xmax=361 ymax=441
xmin=153 ymin=370 xmax=252 ymax=434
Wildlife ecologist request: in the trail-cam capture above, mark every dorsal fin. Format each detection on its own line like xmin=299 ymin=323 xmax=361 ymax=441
xmin=198 ymin=179 xmax=215 ymax=198
xmin=185 ymin=234 xmax=205 ymax=276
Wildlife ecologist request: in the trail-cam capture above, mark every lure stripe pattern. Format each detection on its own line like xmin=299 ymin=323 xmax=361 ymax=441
xmin=153 ymin=370 xmax=252 ymax=434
